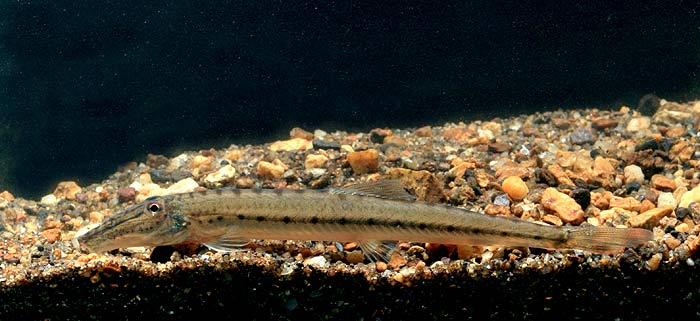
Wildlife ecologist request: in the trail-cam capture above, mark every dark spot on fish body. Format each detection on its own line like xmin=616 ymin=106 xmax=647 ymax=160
xmin=472 ymin=228 xmax=481 ymax=235
xmin=446 ymin=225 xmax=456 ymax=232
xmin=418 ymin=223 xmax=427 ymax=230
xmin=500 ymin=231 xmax=509 ymax=236
xmin=366 ymin=218 xmax=376 ymax=225
xmin=337 ymin=217 xmax=347 ymax=225
xmin=237 ymin=214 xmax=245 ymax=220
xmin=256 ymin=216 xmax=265 ymax=222
xmin=392 ymin=221 xmax=402 ymax=228
xmin=533 ymin=235 xmax=542 ymax=240
xmin=310 ymin=217 xmax=319 ymax=224
xmin=217 ymin=216 xmax=224 ymax=221
xmin=207 ymin=219 xmax=213 ymax=224
xmin=283 ymin=216 xmax=291 ymax=224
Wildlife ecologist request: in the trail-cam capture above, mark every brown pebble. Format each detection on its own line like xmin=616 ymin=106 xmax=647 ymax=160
xmin=345 ymin=250 xmax=364 ymax=264
xmin=375 ymin=261 xmax=388 ymax=272
xmin=552 ymin=118 xmax=571 ymax=129
xmin=488 ymin=142 xmax=510 ymax=153
xmin=502 ymin=176 xmax=529 ymax=201
xmin=235 ymin=177 xmax=255 ymax=188
xmin=541 ymin=187 xmax=584 ymax=224
xmin=304 ymin=154 xmax=329 ymax=169
xmin=289 ymin=127 xmax=314 ymax=140
xmin=542 ymin=214 xmax=563 ymax=226
xmin=257 ymin=160 xmax=286 ymax=179
xmin=415 ymin=126 xmax=432 ymax=137
xmin=591 ymin=117 xmax=618 ymax=129
xmin=628 ymin=206 xmax=673 ymax=229
xmin=117 ymin=187 xmax=137 ymax=203
xmin=646 ymin=253 xmax=662 ymax=271
xmin=53 ymin=181 xmax=82 ymax=200
xmin=41 ymin=228 xmax=62 ymax=243
xmin=269 ymin=138 xmax=313 ymax=152
xmin=347 ymin=149 xmax=380 ymax=174
xmin=146 ymin=154 xmax=170 ymax=168
xmin=608 ymin=196 xmax=641 ymax=212
xmin=675 ymin=223 xmax=690 ymax=233
xmin=650 ymin=174 xmax=677 ymax=192
xmin=664 ymin=237 xmax=681 ymax=250
xmin=0 ymin=190 xmax=15 ymax=202
xmin=388 ymin=252 xmax=407 ymax=269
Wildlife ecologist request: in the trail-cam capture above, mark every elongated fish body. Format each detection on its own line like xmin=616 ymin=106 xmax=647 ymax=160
xmin=78 ymin=181 xmax=653 ymax=258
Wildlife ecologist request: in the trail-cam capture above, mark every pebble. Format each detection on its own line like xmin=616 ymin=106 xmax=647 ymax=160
xmin=541 ymin=187 xmax=584 ymax=224
xmin=312 ymin=140 xmax=341 ymax=150
xmin=679 ymin=185 xmax=700 ymax=208
xmin=501 ymin=176 xmax=529 ymax=201
xmin=117 ymin=187 xmax=137 ymax=203
xmin=650 ymin=174 xmax=677 ymax=191
xmin=289 ymin=127 xmax=314 ymax=140
xmin=163 ymin=178 xmax=200 ymax=195
xmin=347 ymin=149 xmax=380 ymax=174
xmin=664 ymin=237 xmax=681 ymax=250
xmin=257 ymin=160 xmax=287 ymax=179
xmin=269 ymin=138 xmax=313 ymax=152
xmin=656 ymin=192 xmax=676 ymax=208
xmin=591 ymin=117 xmax=617 ymax=129
xmin=53 ymin=181 xmax=82 ymax=200
xmin=646 ymin=253 xmax=662 ymax=271
xmin=345 ymin=250 xmax=364 ymax=264
xmin=304 ymin=154 xmax=329 ymax=169
xmin=388 ymin=252 xmax=407 ymax=269
xmin=626 ymin=117 xmax=651 ymax=132
xmin=628 ymin=206 xmax=674 ymax=229
xmin=546 ymin=164 xmax=575 ymax=186
xmin=89 ymin=211 xmax=104 ymax=224
xmin=415 ymin=126 xmax=432 ymax=137
xmin=40 ymin=194 xmax=58 ymax=206
xmin=624 ymin=165 xmax=645 ymax=184
xmin=542 ymin=214 xmax=563 ymax=226
xmin=203 ymin=164 xmax=237 ymax=187
xmin=302 ymin=255 xmax=329 ymax=269
xmin=0 ymin=190 xmax=14 ymax=203
xmin=40 ymin=228 xmax=61 ymax=243
xmin=608 ymin=196 xmax=641 ymax=212
xmin=569 ymin=128 xmax=597 ymax=145
xmin=675 ymin=223 xmax=690 ymax=233
xmin=191 ymin=155 xmax=213 ymax=172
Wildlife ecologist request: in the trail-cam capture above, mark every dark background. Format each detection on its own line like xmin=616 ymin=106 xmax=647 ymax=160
xmin=0 ymin=0 xmax=699 ymax=199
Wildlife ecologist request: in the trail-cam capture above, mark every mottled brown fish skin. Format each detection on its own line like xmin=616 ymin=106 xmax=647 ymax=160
xmin=78 ymin=186 xmax=653 ymax=254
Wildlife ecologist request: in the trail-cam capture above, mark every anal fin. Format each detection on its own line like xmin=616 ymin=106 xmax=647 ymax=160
xmin=357 ymin=240 xmax=398 ymax=262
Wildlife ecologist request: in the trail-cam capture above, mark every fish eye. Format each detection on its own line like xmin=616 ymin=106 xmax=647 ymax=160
xmin=147 ymin=202 xmax=162 ymax=214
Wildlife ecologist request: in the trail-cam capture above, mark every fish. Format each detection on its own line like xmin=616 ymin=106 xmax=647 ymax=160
xmin=77 ymin=180 xmax=653 ymax=261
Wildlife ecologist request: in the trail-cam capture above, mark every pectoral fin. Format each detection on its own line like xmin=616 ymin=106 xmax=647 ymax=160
xmin=203 ymin=227 xmax=251 ymax=252
xmin=357 ymin=240 xmax=398 ymax=262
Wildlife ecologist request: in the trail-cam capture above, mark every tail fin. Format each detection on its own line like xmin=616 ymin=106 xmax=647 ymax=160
xmin=566 ymin=227 xmax=653 ymax=253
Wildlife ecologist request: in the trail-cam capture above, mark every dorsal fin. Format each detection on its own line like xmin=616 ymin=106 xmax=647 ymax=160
xmin=329 ymin=180 xmax=416 ymax=201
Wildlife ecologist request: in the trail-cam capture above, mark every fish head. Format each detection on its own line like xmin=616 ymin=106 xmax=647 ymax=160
xmin=77 ymin=195 xmax=190 ymax=252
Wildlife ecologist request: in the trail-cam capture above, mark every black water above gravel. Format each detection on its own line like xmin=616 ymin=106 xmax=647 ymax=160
xmin=1 ymin=1 xmax=699 ymax=198
xmin=0 ymin=264 xmax=697 ymax=320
